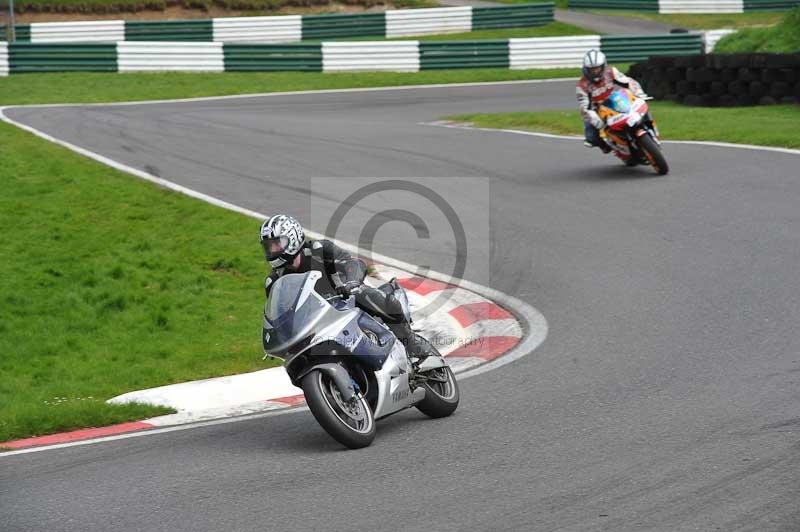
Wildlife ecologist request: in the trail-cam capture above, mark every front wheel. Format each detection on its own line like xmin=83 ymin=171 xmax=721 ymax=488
xmin=639 ymin=134 xmax=669 ymax=175
xmin=302 ymin=369 xmax=375 ymax=449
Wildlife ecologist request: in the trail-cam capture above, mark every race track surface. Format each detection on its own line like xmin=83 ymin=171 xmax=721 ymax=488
xmin=3 ymin=81 xmax=800 ymax=531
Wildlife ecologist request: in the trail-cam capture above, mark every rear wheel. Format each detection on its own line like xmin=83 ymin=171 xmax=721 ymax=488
xmin=302 ymin=369 xmax=375 ymax=449
xmin=639 ymin=134 xmax=669 ymax=175
xmin=416 ymin=366 xmax=460 ymax=418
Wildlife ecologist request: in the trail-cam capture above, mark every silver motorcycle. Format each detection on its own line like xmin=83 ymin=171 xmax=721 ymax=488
xmin=263 ymin=263 xmax=459 ymax=449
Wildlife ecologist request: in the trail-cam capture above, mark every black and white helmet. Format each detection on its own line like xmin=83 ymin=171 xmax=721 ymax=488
xmin=259 ymin=214 xmax=305 ymax=269
xmin=582 ymin=49 xmax=607 ymax=83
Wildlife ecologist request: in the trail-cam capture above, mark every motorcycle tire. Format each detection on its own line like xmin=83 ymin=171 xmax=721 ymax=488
xmin=302 ymin=369 xmax=375 ymax=449
xmin=416 ymin=366 xmax=460 ymax=418
xmin=413 ymin=335 xmax=460 ymax=418
xmin=639 ymin=134 xmax=669 ymax=175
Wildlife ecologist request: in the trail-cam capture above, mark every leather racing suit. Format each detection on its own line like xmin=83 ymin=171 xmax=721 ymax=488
xmin=576 ymin=65 xmax=644 ymax=148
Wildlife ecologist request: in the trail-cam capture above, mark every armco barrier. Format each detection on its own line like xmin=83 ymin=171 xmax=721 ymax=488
xmin=601 ymin=33 xmax=703 ymax=62
xmin=125 ymin=20 xmax=214 ymax=42
xmin=569 ymin=0 xmax=659 ymax=10
xmin=2 ymin=33 xmax=708 ymax=74
xmin=744 ymin=0 xmax=800 ymax=7
xmin=9 ymin=43 xmax=117 ymax=73
xmin=510 ymin=35 xmax=601 ymax=68
xmin=31 ymin=21 xmax=124 ymax=43
xmin=117 ymin=42 xmax=223 ymax=72
xmin=385 ymin=7 xmax=471 ymax=38
xmin=213 ymin=16 xmax=302 ymax=43
xmin=0 ymin=4 xmax=554 ymax=44
xmin=0 ymin=42 xmax=8 ymax=76
xmin=322 ymin=41 xmax=419 ymax=72
xmin=659 ymin=0 xmax=743 ymax=12
xmin=301 ymin=12 xmax=386 ymax=40
xmin=420 ymin=40 xmax=510 ymax=69
xmin=472 ymin=4 xmax=554 ymax=30
xmin=0 ymin=24 xmax=31 ymax=42
xmin=223 ymin=43 xmax=323 ymax=71
xmin=569 ymin=0 xmax=799 ymax=10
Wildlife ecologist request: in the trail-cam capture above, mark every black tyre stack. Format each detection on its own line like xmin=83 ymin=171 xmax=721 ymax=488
xmin=626 ymin=53 xmax=800 ymax=107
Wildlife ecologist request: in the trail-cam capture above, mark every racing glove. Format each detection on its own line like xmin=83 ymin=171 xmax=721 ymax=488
xmin=337 ymin=281 xmax=362 ymax=298
xmin=588 ymin=110 xmax=605 ymax=130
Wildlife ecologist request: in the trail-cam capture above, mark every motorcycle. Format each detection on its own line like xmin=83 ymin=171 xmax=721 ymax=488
xmin=597 ymin=87 xmax=669 ymax=175
xmin=262 ymin=261 xmax=459 ymax=449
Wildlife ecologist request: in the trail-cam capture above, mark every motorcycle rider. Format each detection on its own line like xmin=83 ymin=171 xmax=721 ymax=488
xmin=577 ymin=49 xmax=646 ymax=153
xmin=259 ymin=214 xmax=426 ymax=360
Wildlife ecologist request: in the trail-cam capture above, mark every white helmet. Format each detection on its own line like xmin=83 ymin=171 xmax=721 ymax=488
xmin=582 ymin=49 xmax=607 ymax=83
xmin=259 ymin=214 xmax=304 ymax=269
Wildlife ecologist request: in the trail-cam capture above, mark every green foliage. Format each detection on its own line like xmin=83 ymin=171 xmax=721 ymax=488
xmin=714 ymin=7 xmax=800 ymax=52
xmin=0 ymin=0 xmax=401 ymax=14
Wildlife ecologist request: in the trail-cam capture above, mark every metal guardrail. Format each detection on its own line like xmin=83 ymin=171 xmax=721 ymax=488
xmin=601 ymin=34 xmax=704 ymax=62
xmin=420 ymin=40 xmax=510 ymax=70
xmin=223 ymin=43 xmax=323 ymax=71
xmin=7 ymin=43 xmax=117 ymax=73
xmin=385 ymin=7 xmax=471 ymax=38
xmin=569 ymin=0 xmax=799 ymax=11
xmin=660 ymin=0 xmax=743 ymax=12
xmin=323 ymin=41 xmax=419 ymax=72
xmin=0 ymin=32 xmax=711 ymax=76
xmin=0 ymin=4 xmax=554 ymax=44
xmin=510 ymin=34 xmax=601 ymax=69
xmin=117 ymin=41 xmax=223 ymax=71
xmin=125 ymin=20 xmax=214 ymax=42
xmin=743 ymin=0 xmax=800 ymax=8
xmin=568 ymin=0 xmax=659 ymax=11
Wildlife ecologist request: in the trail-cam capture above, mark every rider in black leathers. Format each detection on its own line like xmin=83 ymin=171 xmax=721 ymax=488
xmin=260 ymin=214 xmax=424 ymax=358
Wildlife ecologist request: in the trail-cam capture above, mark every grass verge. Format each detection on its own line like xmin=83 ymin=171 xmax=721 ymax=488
xmin=446 ymin=102 xmax=800 ymax=149
xmin=582 ymin=9 xmax=785 ymax=29
xmin=714 ymin=7 xmax=800 ymax=52
xmin=0 ymin=68 xmax=581 ymax=106
xmin=0 ymin=116 xmax=278 ymax=443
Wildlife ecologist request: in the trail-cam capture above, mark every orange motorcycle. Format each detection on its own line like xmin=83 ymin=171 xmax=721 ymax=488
xmin=597 ymin=88 xmax=669 ymax=175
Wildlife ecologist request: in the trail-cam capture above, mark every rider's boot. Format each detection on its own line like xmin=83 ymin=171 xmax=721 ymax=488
xmin=388 ymin=321 xmax=428 ymax=363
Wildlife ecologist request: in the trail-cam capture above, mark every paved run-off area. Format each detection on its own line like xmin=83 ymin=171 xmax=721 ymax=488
xmin=2 ymin=80 xmax=800 ymax=531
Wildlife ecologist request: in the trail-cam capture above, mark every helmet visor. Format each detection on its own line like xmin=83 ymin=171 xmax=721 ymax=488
xmin=588 ymin=66 xmax=604 ymax=80
xmin=262 ymin=235 xmax=290 ymax=260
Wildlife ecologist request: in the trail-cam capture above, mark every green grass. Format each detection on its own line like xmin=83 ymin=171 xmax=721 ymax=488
xmin=714 ymin=7 xmax=800 ymax=52
xmin=446 ymin=102 xmax=800 ymax=149
xmin=0 ymin=68 xmax=582 ymax=106
xmin=0 ymin=117 xmax=281 ymax=443
xmin=583 ymin=9 xmax=785 ymax=29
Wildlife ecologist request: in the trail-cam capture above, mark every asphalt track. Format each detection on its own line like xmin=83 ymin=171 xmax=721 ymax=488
xmin=3 ymin=81 xmax=800 ymax=531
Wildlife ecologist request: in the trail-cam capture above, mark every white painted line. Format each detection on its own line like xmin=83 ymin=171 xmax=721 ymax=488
xmin=0 ymin=406 xmax=309 ymax=458
xmin=424 ymin=121 xmax=800 ymax=157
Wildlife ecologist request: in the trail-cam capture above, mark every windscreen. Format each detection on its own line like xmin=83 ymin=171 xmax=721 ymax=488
xmin=264 ymin=272 xmax=328 ymax=353
xmin=604 ymin=89 xmax=632 ymax=114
